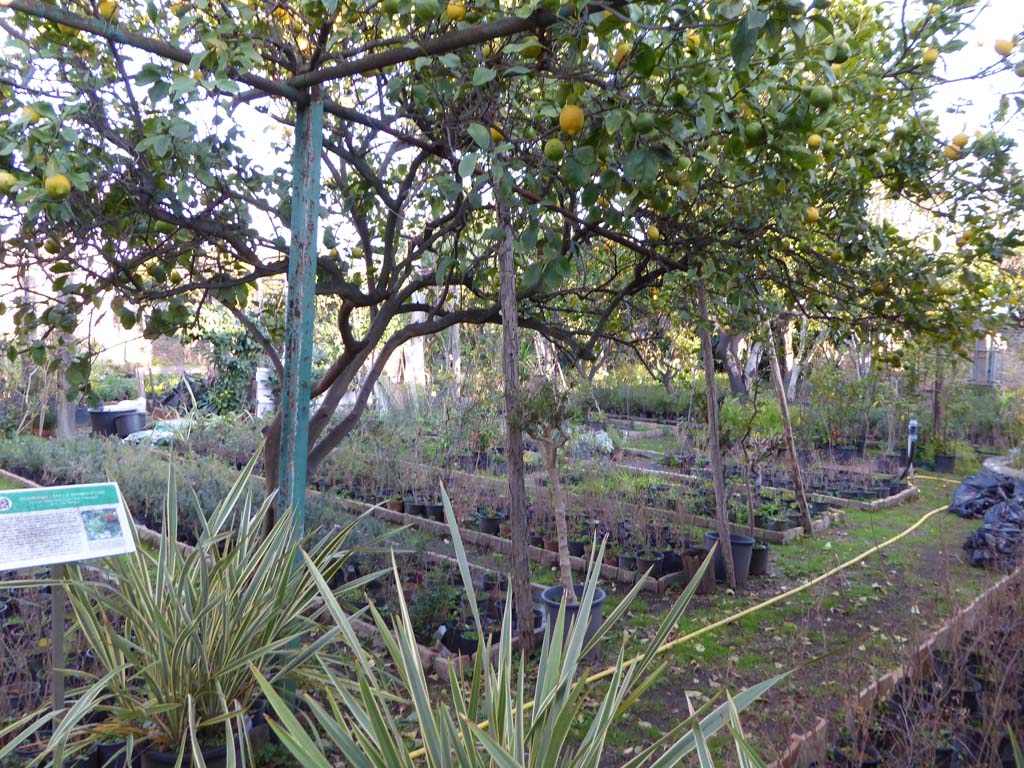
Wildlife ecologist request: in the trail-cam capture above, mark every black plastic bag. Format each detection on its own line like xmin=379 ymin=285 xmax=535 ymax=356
xmin=949 ymin=472 xmax=1024 ymax=567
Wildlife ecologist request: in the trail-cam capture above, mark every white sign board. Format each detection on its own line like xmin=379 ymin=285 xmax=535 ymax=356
xmin=0 ymin=482 xmax=136 ymax=571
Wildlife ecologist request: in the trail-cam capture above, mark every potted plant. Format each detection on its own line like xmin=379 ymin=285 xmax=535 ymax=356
xmin=476 ymin=506 xmax=502 ymax=536
xmin=409 ymin=567 xmax=461 ymax=647
xmin=636 ymin=527 xmax=665 ymax=578
xmin=522 ymin=377 xmax=606 ymax=644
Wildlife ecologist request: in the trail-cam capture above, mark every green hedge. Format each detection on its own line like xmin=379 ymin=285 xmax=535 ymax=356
xmin=0 ymin=437 xmax=370 ymax=544
xmin=592 ymin=374 xmax=730 ymax=420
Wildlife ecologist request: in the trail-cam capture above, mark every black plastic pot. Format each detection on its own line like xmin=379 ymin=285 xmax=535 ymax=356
xmin=98 ymin=741 xmax=143 ymax=768
xmin=114 ymin=411 xmax=147 ymax=438
xmin=405 ymin=499 xmax=426 ymax=517
xmin=529 ymin=533 xmax=544 ymax=548
xmin=636 ymin=550 xmax=664 ymax=578
xmin=141 ymin=742 xmax=237 ymax=768
xmin=540 ymin=584 xmax=606 ymax=648
xmin=422 ymin=502 xmax=445 ymax=522
xmin=87 ymin=409 xmax=120 ymax=436
xmin=748 ymin=544 xmax=769 ymax=577
xmin=934 ymin=453 xmax=956 ymax=473
xmin=703 ymin=532 xmax=755 ymax=589
xmin=617 ymin=552 xmax=637 ymax=571
xmin=478 ymin=513 xmax=501 ymax=536
xmin=834 ymin=446 xmax=860 ymax=463
xmin=75 ymin=404 xmax=90 ymax=427
xmin=662 ymin=549 xmax=683 ymax=574
xmin=567 ymin=540 xmax=585 ymax=558
xmin=456 ymin=628 xmax=480 ymax=656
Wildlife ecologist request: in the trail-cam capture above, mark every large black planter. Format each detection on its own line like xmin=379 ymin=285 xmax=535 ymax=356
xmin=87 ymin=409 xmax=120 ymax=436
xmin=540 ymin=584 xmax=606 ymax=648
xmin=703 ymin=532 xmax=755 ymax=589
xmin=114 ymin=411 xmax=147 ymax=438
xmin=934 ymin=454 xmax=956 ymax=473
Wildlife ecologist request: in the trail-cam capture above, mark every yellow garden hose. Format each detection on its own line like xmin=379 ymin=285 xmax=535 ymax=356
xmin=407 ymin=500 xmax=950 ymax=759
xmin=915 ymin=473 xmax=960 ymax=484
xmin=584 ymin=501 xmax=948 ymax=684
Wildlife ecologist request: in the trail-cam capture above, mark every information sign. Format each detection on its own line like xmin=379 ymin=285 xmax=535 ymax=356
xmin=0 ymin=482 xmax=135 ymax=571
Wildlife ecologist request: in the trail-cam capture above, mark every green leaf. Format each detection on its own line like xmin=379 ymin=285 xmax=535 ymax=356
xmin=564 ymin=157 xmax=593 ymax=189
xmin=472 ymin=66 xmax=497 ymax=86
xmin=467 ymin=123 xmax=491 ymax=150
xmin=634 ymin=43 xmax=657 ymax=77
xmin=623 ymin=149 xmax=660 ymax=186
xmin=523 ymin=261 xmax=542 ymax=288
xmin=731 ymin=16 xmax=759 ymax=69
xmin=458 ymin=153 xmax=478 ymax=178
xmin=782 ymin=145 xmax=820 ymax=169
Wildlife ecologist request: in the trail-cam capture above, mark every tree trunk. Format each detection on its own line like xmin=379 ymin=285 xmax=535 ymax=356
xmin=696 ymin=283 xmax=735 ymax=589
xmin=497 ymin=206 xmax=535 ymax=653
xmin=714 ymin=332 xmax=749 ymax=402
xmin=767 ymin=328 xmax=814 ymax=535
xmin=932 ymin=350 xmax=946 ymax=446
xmin=544 ymin=440 xmax=576 ymax=603
xmin=262 ymin=413 xmax=283 ymax=537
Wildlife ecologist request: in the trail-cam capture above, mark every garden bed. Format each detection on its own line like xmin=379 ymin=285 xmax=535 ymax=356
xmin=0 ymin=462 xmax=552 ymax=692
xmin=772 ymin=560 xmax=1024 ymax=768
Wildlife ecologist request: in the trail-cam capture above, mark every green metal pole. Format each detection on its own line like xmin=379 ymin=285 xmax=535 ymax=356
xmin=277 ymin=94 xmax=324 ymax=537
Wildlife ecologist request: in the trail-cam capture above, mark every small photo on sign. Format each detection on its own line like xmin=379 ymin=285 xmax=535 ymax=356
xmin=81 ymin=507 xmax=123 ymax=541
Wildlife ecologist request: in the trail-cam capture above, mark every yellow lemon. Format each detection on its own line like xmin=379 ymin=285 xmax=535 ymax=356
xmin=804 ymin=206 xmax=820 ymax=223
xmin=943 ymin=144 xmax=961 ymax=160
xmin=951 ymin=132 xmax=969 ymax=148
xmin=445 ymin=1 xmax=466 ymax=21
xmin=489 ymin=126 xmax=503 ymax=143
xmin=44 ymin=173 xmax=72 ymax=198
xmin=612 ymin=42 xmax=631 ymax=67
xmin=808 ymin=133 xmax=822 ymax=149
xmin=995 ymin=39 xmax=1014 ymax=57
xmin=98 ymin=0 xmax=119 ymax=22
xmin=923 ymin=47 xmax=939 ymax=65
xmin=559 ymin=104 xmax=584 ymax=136
xmin=521 ymin=35 xmax=543 ymax=59
xmin=646 ymin=224 xmax=660 ymax=241
xmin=21 ymin=106 xmax=42 ymax=124
xmin=543 ymin=137 xmax=565 ymax=161
xmin=0 ymin=171 xmax=16 ymax=192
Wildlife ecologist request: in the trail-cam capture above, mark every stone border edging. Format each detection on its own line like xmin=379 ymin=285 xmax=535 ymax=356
xmin=770 ymin=563 xmax=1024 ymax=767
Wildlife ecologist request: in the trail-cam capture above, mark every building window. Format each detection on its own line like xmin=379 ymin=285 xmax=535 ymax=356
xmin=973 ymin=337 xmax=1003 ymax=385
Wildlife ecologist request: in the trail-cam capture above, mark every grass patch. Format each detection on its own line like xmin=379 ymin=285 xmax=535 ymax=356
xmin=592 ymin=473 xmax=1002 ymax=764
